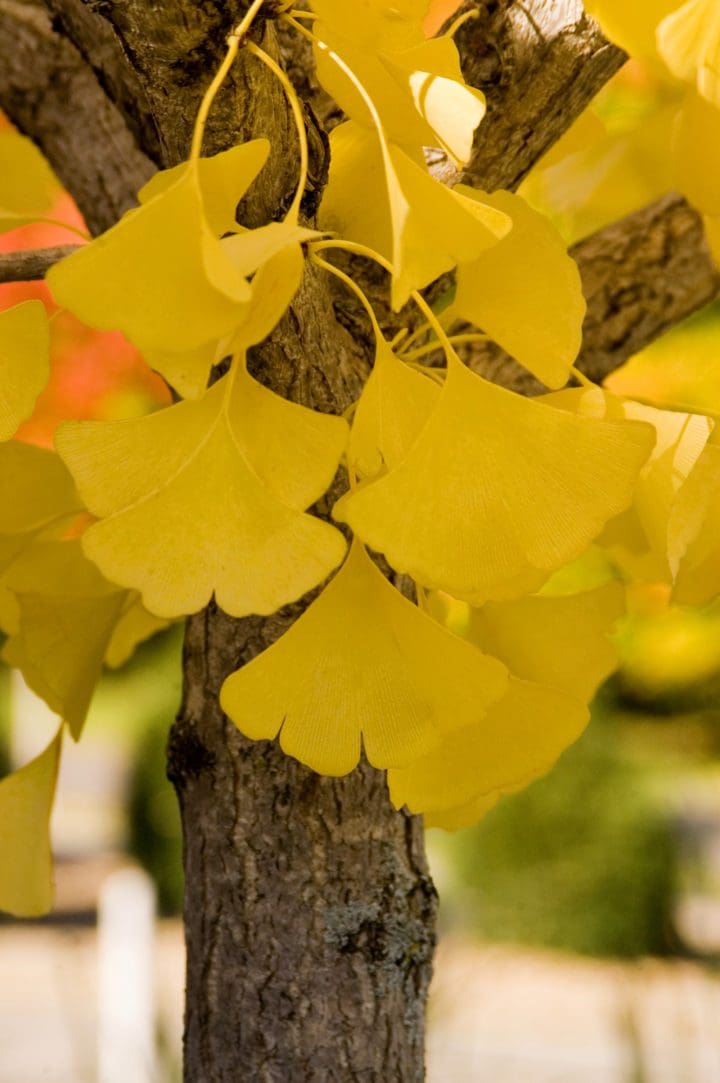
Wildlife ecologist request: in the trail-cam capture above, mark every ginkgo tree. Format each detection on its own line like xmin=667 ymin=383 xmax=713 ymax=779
xmin=0 ymin=0 xmax=719 ymax=1079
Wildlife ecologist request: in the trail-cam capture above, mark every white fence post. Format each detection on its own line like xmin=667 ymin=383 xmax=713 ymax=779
xmin=98 ymin=866 xmax=158 ymax=1083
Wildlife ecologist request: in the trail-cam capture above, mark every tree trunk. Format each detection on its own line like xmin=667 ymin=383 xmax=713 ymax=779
xmin=170 ymin=605 xmax=436 ymax=1081
xmin=2 ymin=2 xmax=717 ymax=1081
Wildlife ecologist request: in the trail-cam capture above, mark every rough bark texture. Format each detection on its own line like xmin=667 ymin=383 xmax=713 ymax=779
xmin=1 ymin=1 xmax=718 ymax=1080
xmin=455 ymin=0 xmax=627 ymax=192
xmin=0 ymin=244 xmax=79 ymax=283
xmin=0 ymin=0 xmax=153 ymax=234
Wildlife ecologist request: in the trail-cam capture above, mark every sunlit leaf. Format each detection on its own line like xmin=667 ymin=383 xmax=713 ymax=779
xmin=319 ymin=122 xmax=509 ymax=309
xmin=0 ymin=301 xmax=50 ymax=441
xmin=672 ymin=434 xmax=720 ymax=604
xmin=336 ymin=357 xmax=655 ymax=602
xmin=583 ymin=0 xmax=679 ymax=57
xmin=348 ymin=337 xmax=439 ymax=479
xmin=310 ymin=0 xmax=428 ymax=52
xmin=221 ymin=540 xmax=508 ymax=776
xmin=0 ymin=728 xmax=62 ymax=917
xmin=450 ymin=189 xmax=585 ymax=389
xmin=658 ymin=0 xmax=720 ymax=107
xmin=547 ymin=387 xmax=713 ymax=581
xmin=673 ymin=89 xmax=720 ymax=214
xmin=47 ymin=163 xmax=249 ymax=352
xmin=56 ymin=370 xmax=348 ymax=618
xmin=388 ymin=677 xmax=588 ymax=814
xmin=467 ymin=581 xmax=625 ymax=701
xmin=314 ymin=35 xmax=484 ymax=165
xmin=138 ymin=140 xmax=270 ymax=236
xmin=0 ymin=131 xmax=58 ymax=232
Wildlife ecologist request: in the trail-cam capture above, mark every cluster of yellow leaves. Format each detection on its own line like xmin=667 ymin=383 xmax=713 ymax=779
xmin=5 ymin=0 xmax=720 ymax=915
xmin=313 ymin=7 xmax=586 ymax=387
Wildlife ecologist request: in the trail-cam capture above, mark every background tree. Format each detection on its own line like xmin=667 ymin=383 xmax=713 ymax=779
xmin=0 ymin=1 xmax=718 ymax=1081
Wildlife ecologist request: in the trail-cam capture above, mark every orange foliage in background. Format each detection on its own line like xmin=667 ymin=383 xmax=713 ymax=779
xmin=0 ymin=117 xmax=170 ymax=448
xmin=424 ymin=0 xmax=463 ymax=37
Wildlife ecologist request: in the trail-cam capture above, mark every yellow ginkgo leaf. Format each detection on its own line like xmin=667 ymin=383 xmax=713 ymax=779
xmin=388 ymin=677 xmax=588 ymax=814
xmin=310 ymin=0 xmax=427 ymax=52
xmin=467 ymin=581 xmax=625 ymax=702
xmin=0 ymin=301 xmax=50 ymax=440
xmin=222 ymin=222 xmax=319 ymax=279
xmin=142 ymin=240 xmax=308 ymax=400
xmin=314 ymin=35 xmax=484 ymax=166
xmin=349 ymin=337 xmax=439 ymax=478
xmin=319 ymin=122 xmax=509 ymax=310
xmin=2 ymin=539 xmax=128 ymax=738
xmin=55 ymin=371 xmax=348 ymax=619
xmin=0 ymin=131 xmax=58 ymax=232
xmin=673 ymin=89 xmax=720 ymax=215
xmin=138 ymin=139 xmax=270 ymax=236
xmin=547 ymin=387 xmax=713 ymax=581
xmin=384 ymin=37 xmax=485 ymax=164
xmin=47 ymin=163 xmax=249 ymax=352
xmin=142 ymin=338 xmax=222 ymax=402
xmin=584 ymin=0 xmax=680 ymax=57
xmin=658 ymin=0 xmax=720 ymax=107
xmin=0 ymin=728 xmax=62 ymax=917
xmin=231 ymin=240 xmax=307 ymax=348
xmin=671 ymin=436 xmax=720 ymax=604
xmin=104 ymin=597 xmax=170 ymax=670
xmin=221 ymin=540 xmax=508 ymax=776
xmin=425 ymin=790 xmax=503 ymax=831
xmin=0 ymin=442 xmax=81 ymax=535
xmin=450 ymin=188 xmax=585 ymax=389
xmin=336 ymin=356 xmax=655 ymax=602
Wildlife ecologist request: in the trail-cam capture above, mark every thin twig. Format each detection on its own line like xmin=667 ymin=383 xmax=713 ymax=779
xmin=0 ymin=245 xmax=80 ymax=283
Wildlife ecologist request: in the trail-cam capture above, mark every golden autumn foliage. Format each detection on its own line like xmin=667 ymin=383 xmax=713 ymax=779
xmin=2 ymin=0 xmax=720 ymax=916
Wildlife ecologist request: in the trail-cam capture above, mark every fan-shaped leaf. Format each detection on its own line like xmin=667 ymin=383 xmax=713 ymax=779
xmin=56 ymin=370 xmax=348 ymax=618
xmin=138 ymin=139 xmax=270 ymax=236
xmin=467 ymin=581 xmax=625 ymax=702
xmin=388 ymin=677 xmax=588 ymax=814
xmin=47 ymin=163 xmax=249 ymax=352
xmin=221 ymin=540 xmax=508 ymax=776
xmin=348 ymin=337 xmax=439 ymax=479
xmin=0 ymin=728 xmax=62 ymax=917
xmin=451 ymin=189 xmax=585 ymax=389
xmin=336 ymin=356 xmax=655 ymax=602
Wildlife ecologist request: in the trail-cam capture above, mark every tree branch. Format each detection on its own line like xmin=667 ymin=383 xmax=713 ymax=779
xmin=0 ymin=245 xmax=80 ymax=283
xmin=445 ymin=0 xmax=627 ymax=192
xmin=0 ymin=0 xmax=154 ymax=234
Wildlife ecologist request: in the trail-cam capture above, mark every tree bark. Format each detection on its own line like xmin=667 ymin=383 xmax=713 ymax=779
xmin=1 ymin=2 xmax=716 ymax=1080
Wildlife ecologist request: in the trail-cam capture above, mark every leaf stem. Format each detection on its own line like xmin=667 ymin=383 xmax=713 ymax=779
xmin=190 ymin=0 xmax=267 ymax=161
xmin=245 ymin=41 xmax=309 ymax=221
xmin=311 ymin=253 xmax=384 ymax=343
xmin=570 ymin=365 xmax=597 ymax=390
xmin=311 ymin=238 xmax=459 ymax=365
xmin=403 ymin=333 xmax=490 ymax=362
xmin=445 ymin=9 xmax=479 ymax=38
xmin=31 ymin=218 xmax=91 ymax=242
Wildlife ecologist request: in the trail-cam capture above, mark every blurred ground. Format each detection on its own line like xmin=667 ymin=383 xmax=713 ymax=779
xmin=4 ymin=915 xmax=720 ymax=1083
